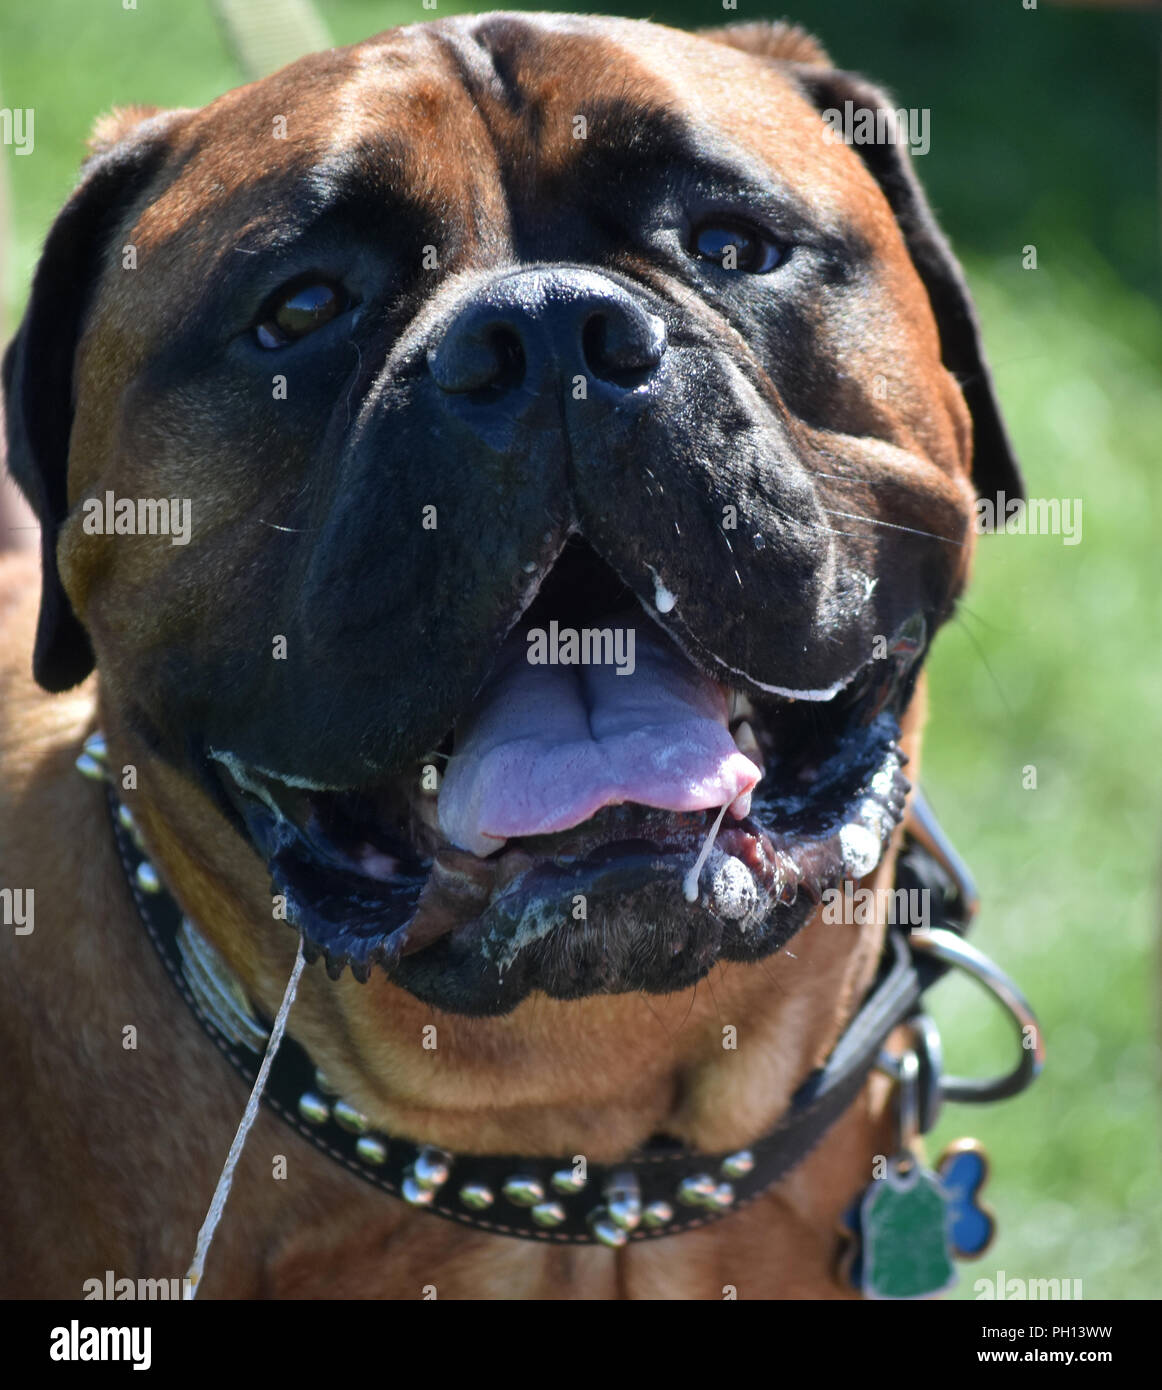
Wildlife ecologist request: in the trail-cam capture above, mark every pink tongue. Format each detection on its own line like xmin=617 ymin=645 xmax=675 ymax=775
xmin=438 ymin=623 xmax=762 ymax=856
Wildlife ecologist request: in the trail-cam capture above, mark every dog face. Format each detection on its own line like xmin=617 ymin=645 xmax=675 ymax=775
xmin=4 ymin=15 xmax=1018 ymax=1015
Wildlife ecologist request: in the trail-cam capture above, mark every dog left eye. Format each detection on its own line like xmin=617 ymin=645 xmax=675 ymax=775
xmin=254 ymin=279 xmax=353 ymax=348
xmin=689 ymin=220 xmax=783 ymax=274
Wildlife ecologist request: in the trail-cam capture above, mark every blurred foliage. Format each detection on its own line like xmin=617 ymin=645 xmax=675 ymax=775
xmin=1 ymin=0 xmax=1159 ymax=1298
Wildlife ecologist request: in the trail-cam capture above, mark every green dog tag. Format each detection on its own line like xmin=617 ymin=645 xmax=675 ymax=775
xmin=858 ymin=1157 xmax=957 ymax=1300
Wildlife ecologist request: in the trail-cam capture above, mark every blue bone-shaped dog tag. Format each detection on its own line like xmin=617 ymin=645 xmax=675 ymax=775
xmin=937 ymin=1138 xmax=994 ymax=1258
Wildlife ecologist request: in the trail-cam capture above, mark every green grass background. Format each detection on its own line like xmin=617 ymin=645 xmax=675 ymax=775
xmin=2 ymin=0 xmax=1159 ymax=1299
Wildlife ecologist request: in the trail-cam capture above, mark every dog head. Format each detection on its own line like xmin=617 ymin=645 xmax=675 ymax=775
xmin=4 ymin=15 xmax=1019 ymax=1016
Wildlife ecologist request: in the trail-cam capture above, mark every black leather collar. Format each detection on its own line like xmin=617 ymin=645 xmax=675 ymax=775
xmin=104 ymin=775 xmax=972 ymax=1246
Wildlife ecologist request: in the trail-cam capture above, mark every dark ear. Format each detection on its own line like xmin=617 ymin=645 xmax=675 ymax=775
xmin=2 ymin=108 xmax=183 ymax=691
xmin=702 ymin=24 xmax=1023 ymax=501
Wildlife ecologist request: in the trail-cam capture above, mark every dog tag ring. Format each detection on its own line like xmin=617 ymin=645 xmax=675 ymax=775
xmin=854 ymin=1049 xmax=957 ymax=1299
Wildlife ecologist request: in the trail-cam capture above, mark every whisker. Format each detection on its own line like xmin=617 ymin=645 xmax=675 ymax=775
xmin=819 ymin=508 xmax=964 ymax=547
xmin=951 ymin=611 xmax=1014 ymax=717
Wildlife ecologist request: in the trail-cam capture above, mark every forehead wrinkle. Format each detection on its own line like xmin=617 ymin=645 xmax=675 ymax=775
xmin=318 ymin=28 xmax=512 ymax=253
xmin=441 ymin=23 xmax=694 ymax=212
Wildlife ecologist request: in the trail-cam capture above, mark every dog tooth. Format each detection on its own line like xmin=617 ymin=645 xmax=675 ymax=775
xmin=414 ymin=793 xmax=442 ymax=833
xmin=731 ymin=719 xmax=761 ymax=765
xmin=729 ymin=692 xmax=757 ymax=726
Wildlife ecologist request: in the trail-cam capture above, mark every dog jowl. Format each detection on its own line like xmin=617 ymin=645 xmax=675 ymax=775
xmin=4 ymin=14 xmax=1019 ymax=1017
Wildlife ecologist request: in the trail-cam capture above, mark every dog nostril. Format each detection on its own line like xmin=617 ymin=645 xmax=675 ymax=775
xmin=581 ymin=314 xmax=612 ymax=376
xmin=487 ymin=326 xmax=526 ymax=392
xmin=580 ymin=308 xmax=666 ymax=386
xmin=430 ymin=320 xmax=527 ymax=395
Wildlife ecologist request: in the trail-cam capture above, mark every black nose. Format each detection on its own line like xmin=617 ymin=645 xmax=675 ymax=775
xmin=428 ymin=268 xmax=666 ymax=396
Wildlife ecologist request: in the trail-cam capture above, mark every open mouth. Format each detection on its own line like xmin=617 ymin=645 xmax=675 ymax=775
xmin=213 ymin=541 xmax=919 ymax=1015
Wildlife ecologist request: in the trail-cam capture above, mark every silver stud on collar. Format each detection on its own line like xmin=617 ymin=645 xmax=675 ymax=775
xmin=587 ymin=1208 xmax=629 ymax=1248
xmin=720 ymin=1150 xmax=755 ymax=1180
xmin=76 ymin=733 xmax=108 ymax=781
xmin=641 ymin=1201 xmax=674 ymax=1229
xmin=134 ymin=861 xmax=162 ymax=894
xmin=116 ymin=803 xmax=145 ymax=849
xmin=707 ymin=1182 xmax=736 ymax=1210
xmin=413 ymin=1147 xmax=452 ymax=1191
xmin=83 ymin=731 xmax=108 ymax=762
xmin=458 ymin=1183 xmax=495 ymax=1211
xmin=332 ymin=1099 xmax=369 ymax=1134
xmin=550 ymin=1168 xmax=587 ymax=1195
xmin=603 ymin=1170 xmax=642 ymax=1232
xmin=677 ymin=1174 xmax=717 ymax=1207
xmin=502 ymin=1175 xmax=545 ymax=1207
xmin=531 ymin=1201 xmax=567 ymax=1228
xmin=298 ymin=1092 xmax=331 ymax=1125
xmin=76 ymin=753 xmax=106 ymax=781
xmin=402 ymin=1174 xmax=435 ymax=1207
xmin=355 ymin=1135 xmax=387 ymax=1166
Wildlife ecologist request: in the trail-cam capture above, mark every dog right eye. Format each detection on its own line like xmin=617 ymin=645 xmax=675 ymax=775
xmin=254 ymin=279 xmax=353 ymax=348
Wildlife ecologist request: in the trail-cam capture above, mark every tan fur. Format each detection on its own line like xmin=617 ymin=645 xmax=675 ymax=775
xmin=702 ymin=20 xmax=832 ymax=68
xmin=86 ymin=106 xmax=163 ymax=158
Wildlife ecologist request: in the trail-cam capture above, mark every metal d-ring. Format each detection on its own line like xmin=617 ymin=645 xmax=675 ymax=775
xmin=908 ymin=927 xmax=1045 ymax=1103
xmin=876 ymin=1012 xmax=943 ymax=1136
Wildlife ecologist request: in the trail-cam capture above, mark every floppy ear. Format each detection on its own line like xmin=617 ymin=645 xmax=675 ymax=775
xmin=2 ymin=107 xmax=183 ymax=691
xmin=702 ymin=24 xmax=1023 ymax=502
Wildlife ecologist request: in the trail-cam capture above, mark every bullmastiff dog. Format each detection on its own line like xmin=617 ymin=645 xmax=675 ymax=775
xmin=0 ymin=13 xmax=1020 ymax=1299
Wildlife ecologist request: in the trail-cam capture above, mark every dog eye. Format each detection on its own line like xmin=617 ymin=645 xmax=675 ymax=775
xmin=689 ymin=220 xmax=783 ymax=274
xmin=254 ymin=279 xmax=353 ymax=348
